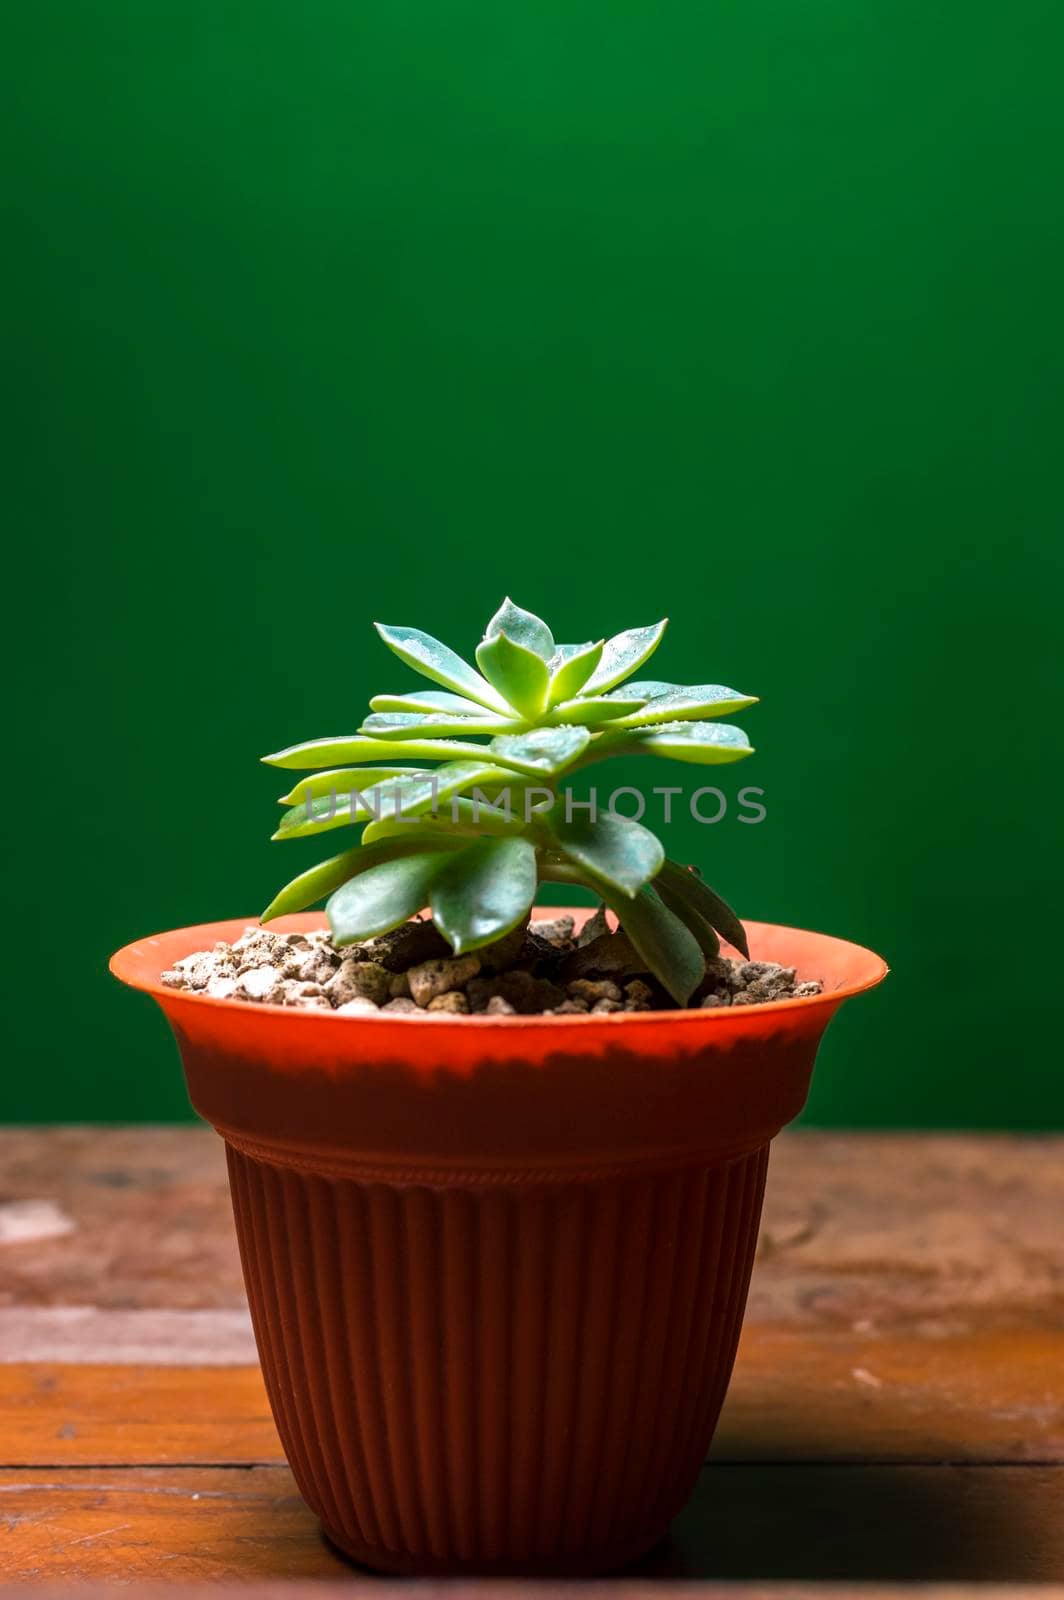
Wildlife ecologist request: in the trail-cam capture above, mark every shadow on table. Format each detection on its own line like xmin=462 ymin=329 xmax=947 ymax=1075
xmin=633 ymin=1453 xmax=1056 ymax=1583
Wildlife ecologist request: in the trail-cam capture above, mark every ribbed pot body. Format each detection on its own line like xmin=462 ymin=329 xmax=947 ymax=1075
xmin=111 ymin=910 xmax=888 ymax=1575
xmin=225 ymin=1139 xmax=768 ymax=1574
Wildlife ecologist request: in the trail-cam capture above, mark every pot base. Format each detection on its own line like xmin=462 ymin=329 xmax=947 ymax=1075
xmin=322 ymin=1522 xmax=665 ymax=1577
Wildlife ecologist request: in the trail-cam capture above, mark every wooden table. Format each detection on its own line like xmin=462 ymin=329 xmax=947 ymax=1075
xmin=1 ymin=1128 xmax=1062 ymax=1590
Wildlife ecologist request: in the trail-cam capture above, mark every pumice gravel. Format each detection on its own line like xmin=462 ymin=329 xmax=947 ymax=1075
xmin=161 ymin=913 xmax=822 ymax=1016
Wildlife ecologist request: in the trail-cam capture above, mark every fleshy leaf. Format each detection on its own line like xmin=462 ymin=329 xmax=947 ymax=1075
xmin=547 ymin=640 xmax=604 ymax=703
xmin=369 ymin=690 xmax=497 ymax=717
xmin=551 ymin=812 xmax=664 ymax=898
xmin=357 ymin=761 xmax=513 ymax=827
xmin=327 ymin=851 xmax=456 ymax=944
xmin=264 ymin=735 xmax=418 ymax=769
xmin=605 ymin=679 xmax=673 ymax=701
xmin=278 ymin=767 xmax=425 ymax=806
xmin=608 ymin=684 xmax=757 ymax=729
xmin=360 ymin=710 xmax=521 ymax=738
xmin=656 ymin=859 xmax=749 ymax=957
xmin=581 ymin=619 xmax=668 ymax=694
xmin=273 ymin=792 xmax=373 ymax=840
xmin=608 ymin=884 xmax=705 ymax=1005
xmin=363 ymin=794 xmax=523 ymax=843
xmin=632 ymin=721 xmax=753 ymax=764
xmin=543 ymin=694 xmax=646 ymax=727
xmin=475 ymin=632 xmax=550 ymax=719
xmin=484 ymin=598 xmax=555 ymax=660
xmin=654 ymin=877 xmax=721 ymax=961
xmin=430 ymin=836 xmax=538 ymax=954
xmin=262 ymin=836 xmax=463 ymax=922
xmin=261 ymin=845 xmax=364 ymax=922
xmin=274 ymin=761 xmax=505 ymax=838
xmin=490 ymin=725 xmax=591 ymax=776
xmin=374 ymin=623 xmax=510 ymax=713
xmin=265 ymin=734 xmax=543 ymax=770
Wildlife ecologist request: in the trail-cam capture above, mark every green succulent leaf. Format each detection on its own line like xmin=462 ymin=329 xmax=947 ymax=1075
xmin=608 ymin=883 xmax=705 ymax=1005
xmin=274 ymin=761 xmax=506 ymax=839
xmin=475 ymin=631 xmax=550 ymax=719
xmin=355 ymin=762 xmax=523 ymax=835
xmin=547 ymin=640 xmax=603 ymax=703
xmin=261 ymin=845 xmax=365 ymax=922
xmin=360 ymin=710 xmax=522 ymax=738
xmin=374 ymin=622 xmax=510 ymax=714
xmin=631 ymin=720 xmax=754 ymax=764
xmin=581 ymin=619 xmax=668 ymax=694
xmin=278 ymin=767 xmax=423 ymax=805
xmin=442 ymin=795 xmax=527 ymax=832
xmin=543 ymin=694 xmax=646 ymax=727
xmin=363 ymin=794 xmax=524 ymax=844
xmin=273 ymin=793 xmax=370 ymax=840
xmin=356 ymin=760 xmax=510 ymax=822
xmin=328 ymin=851 xmax=457 ymax=944
xmin=490 ymin=725 xmax=591 ymax=776
xmin=265 ymin=733 xmax=546 ymax=770
xmin=550 ymin=811 xmax=664 ymax=898
xmin=607 ymin=684 xmax=758 ymax=729
xmin=656 ymin=859 xmax=749 ymax=957
xmin=263 ymin=735 xmax=412 ymax=769
xmin=369 ymin=690 xmax=499 ymax=717
xmin=484 ymin=598 xmax=555 ymax=660
xmin=430 ymin=836 xmax=538 ymax=954
xmin=262 ymin=835 xmax=463 ymax=923
xmin=654 ymin=877 xmax=720 ymax=961
xmin=604 ymin=679 xmax=673 ymax=701
xmin=267 ymin=732 xmax=582 ymax=785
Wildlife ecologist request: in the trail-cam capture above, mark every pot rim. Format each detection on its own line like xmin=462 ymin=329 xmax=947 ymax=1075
xmin=110 ymin=907 xmax=888 ymax=1030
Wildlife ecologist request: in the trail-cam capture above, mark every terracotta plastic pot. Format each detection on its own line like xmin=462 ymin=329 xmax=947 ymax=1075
xmin=111 ymin=908 xmax=886 ymax=1576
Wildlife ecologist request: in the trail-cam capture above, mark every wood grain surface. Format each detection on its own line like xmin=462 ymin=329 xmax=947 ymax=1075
xmin=1 ymin=1128 xmax=1062 ymax=1586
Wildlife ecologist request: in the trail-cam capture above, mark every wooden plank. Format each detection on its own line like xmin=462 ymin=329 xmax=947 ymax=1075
xmin=3 ymin=1130 xmax=1063 ymax=1355
xmin=2 ymin=1126 xmax=1063 ymax=1590
xmin=0 ymin=1128 xmax=243 ymax=1319
xmin=0 ymin=1365 xmax=278 ymax=1467
xmin=715 ymin=1325 xmax=1064 ymax=1463
xmin=3 ymin=1129 xmax=1063 ymax=1332
xmin=0 ymin=1467 xmax=343 ymax=1582
xmin=750 ymin=1132 xmax=1064 ymax=1333
xmin=2 ymin=1464 xmax=1064 ymax=1583
xmin=2 ymin=1130 xmax=1064 ymax=1477
xmin=0 ymin=1311 xmax=254 ymax=1367
xmin=4 ymin=1322 xmax=1064 ymax=1470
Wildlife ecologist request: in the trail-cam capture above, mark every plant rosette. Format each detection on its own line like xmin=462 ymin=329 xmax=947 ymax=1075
xmin=111 ymin=602 xmax=887 ymax=1576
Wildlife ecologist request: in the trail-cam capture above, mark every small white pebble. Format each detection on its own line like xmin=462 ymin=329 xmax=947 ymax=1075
xmin=205 ymin=975 xmax=238 ymax=1000
xmin=238 ymin=965 xmax=283 ymax=1001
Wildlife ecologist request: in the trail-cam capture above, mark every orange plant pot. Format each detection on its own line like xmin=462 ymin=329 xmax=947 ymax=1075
xmin=112 ymin=908 xmax=886 ymax=1576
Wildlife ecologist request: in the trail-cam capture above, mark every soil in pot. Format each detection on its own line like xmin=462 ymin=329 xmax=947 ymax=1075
xmin=160 ymin=908 xmax=823 ymax=1016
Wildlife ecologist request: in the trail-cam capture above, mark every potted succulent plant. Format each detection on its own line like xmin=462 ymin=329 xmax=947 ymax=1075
xmin=112 ymin=600 xmax=886 ymax=1575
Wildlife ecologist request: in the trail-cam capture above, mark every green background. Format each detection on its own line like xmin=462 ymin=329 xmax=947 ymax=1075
xmin=5 ymin=1 xmax=1061 ymax=1125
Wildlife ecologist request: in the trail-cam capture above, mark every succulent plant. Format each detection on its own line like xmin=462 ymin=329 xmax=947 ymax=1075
xmin=262 ymin=601 xmax=758 ymax=1004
